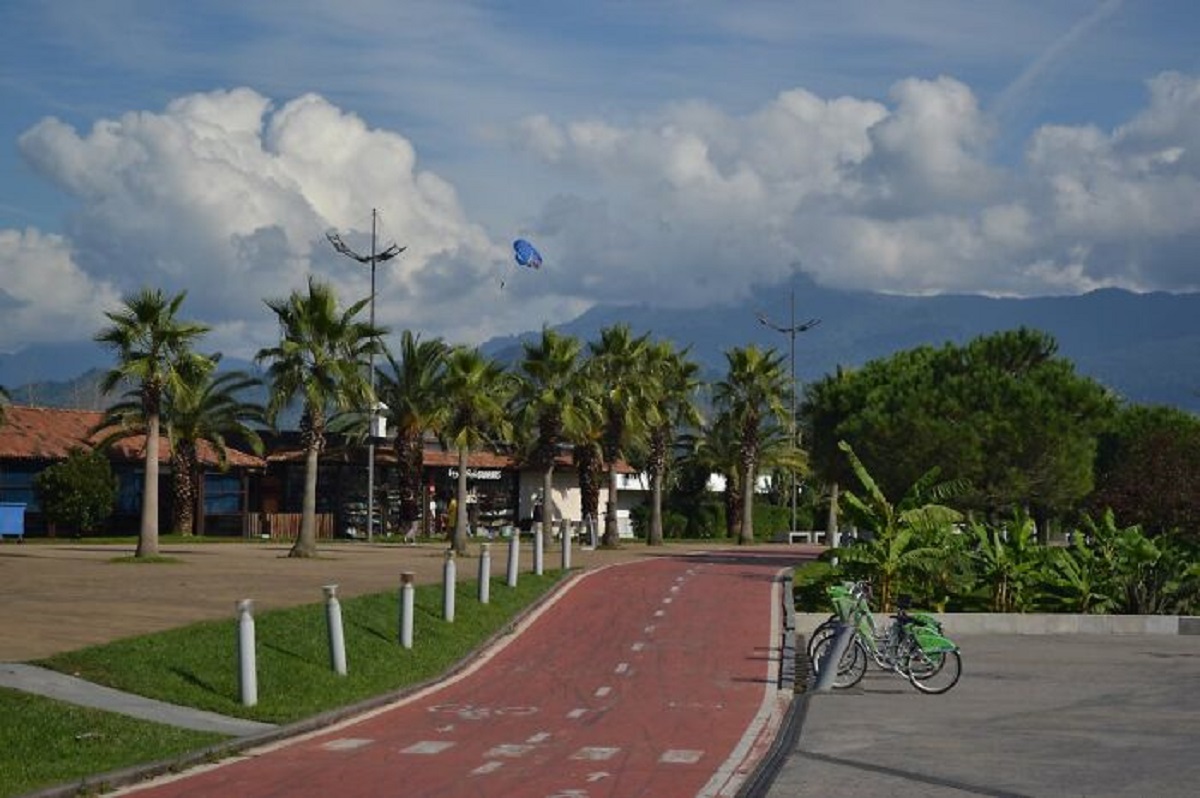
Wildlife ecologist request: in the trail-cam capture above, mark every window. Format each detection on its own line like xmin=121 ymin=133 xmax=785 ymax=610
xmin=0 ymin=464 xmax=39 ymax=510
xmin=204 ymin=473 xmax=243 ymax=515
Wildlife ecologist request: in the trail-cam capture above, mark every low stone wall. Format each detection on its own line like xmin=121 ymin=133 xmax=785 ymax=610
xmin=795 ymin=611 xmax=1200 ymax=636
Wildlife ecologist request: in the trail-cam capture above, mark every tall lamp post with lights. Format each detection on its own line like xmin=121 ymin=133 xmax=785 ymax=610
xmin=756 ymin=287 xmax=820 ymax=535
xmin=327 ymin=208 xmax=404 ymax=542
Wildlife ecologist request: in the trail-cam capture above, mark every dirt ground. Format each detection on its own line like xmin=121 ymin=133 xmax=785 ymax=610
xmin=0 ymin=538 xmax=763 ymax=662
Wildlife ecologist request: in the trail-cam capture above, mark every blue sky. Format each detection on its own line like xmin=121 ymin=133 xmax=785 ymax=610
xmin=1 ymin=0 xmax=1199 ymax=360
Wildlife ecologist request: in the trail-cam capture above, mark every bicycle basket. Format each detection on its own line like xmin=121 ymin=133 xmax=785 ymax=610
xmin=912 ymin=625 xmax=957 ymax=654
xmin=908 ymin=611 xmax=944 ymax=633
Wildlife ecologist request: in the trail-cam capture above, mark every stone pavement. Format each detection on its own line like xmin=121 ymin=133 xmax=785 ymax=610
xmin=765 ymin=633 xmax=1200 ymax=798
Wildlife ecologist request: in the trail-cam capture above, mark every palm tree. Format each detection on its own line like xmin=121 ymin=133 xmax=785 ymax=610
xmin=512 ymin=327 xmax=591 ymax=540
xmin=440 ymin=346 xmax=512 ymax=555
xmin=587 ymin=324 xmax=658 ymax=547
xmin=685 ymin=411 xmax=743 ymax=538
xmin=375 ymin=331 xmax=449 ymax=541
xmin=92 ymin=357 xmax=264 ymax=536
xmin=713 ymin=345 xmax=789 ymax=544
xmin=163 ymin=361 xmax=265 ymax=535
xmin=568 ymin=377 xmax=607 ymax=542
xmin=94 ymin=289 xmax=210 ymax=557
xmin=644 ymin=342 xmax=702 ymax=546
xmin=255 ymin=277 xmax=384 ymax=558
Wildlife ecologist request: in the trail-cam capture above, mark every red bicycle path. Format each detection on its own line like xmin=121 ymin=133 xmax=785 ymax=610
xmin=115 ymin=549 xmax=808 ymax=798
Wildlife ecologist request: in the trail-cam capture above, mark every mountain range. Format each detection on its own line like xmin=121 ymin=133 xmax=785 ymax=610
xmin=4 ymin=274 xmax=1199 ymax=414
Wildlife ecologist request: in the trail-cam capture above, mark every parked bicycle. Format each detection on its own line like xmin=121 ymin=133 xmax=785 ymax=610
xmin=808 ymin=581 xmax=962 ymax=694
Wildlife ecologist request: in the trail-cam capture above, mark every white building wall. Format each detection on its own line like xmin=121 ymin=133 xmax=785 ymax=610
xmin=517 ymin=468 xmax=649 ymax=532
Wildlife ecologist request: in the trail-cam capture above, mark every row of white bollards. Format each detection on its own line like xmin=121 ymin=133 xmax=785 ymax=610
xmin=235 ymin=534 xmax=550 ymax=706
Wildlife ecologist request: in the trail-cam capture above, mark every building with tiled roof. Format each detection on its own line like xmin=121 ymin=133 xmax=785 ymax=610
xmin=0 ymin=405 xmax=648 ymax=541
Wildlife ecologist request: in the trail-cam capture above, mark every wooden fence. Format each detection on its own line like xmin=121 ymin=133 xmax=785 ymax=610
xmin=246 ymin=512 xmax=336 ymax=540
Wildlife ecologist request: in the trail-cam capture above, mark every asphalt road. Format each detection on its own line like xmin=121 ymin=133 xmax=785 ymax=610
xmin=767 ymin=633 xmax=1200 ymax=798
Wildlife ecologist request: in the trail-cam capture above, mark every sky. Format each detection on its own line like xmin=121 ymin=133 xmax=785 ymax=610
xmin=1 ymin=0 xmax=1199 ymax=362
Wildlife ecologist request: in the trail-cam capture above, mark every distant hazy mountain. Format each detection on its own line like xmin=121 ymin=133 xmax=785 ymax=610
xmin=482 ymin=274 xmax=1200 ymax=413
xmin=5 ymin=276 xmax=1198 ymax=413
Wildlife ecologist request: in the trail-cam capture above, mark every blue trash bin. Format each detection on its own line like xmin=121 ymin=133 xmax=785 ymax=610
xmin=0 ymin=502 xmax=27 ymax=540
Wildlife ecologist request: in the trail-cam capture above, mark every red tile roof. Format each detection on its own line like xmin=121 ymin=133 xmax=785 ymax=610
xmin=0 ymin=405 xmax=265 ymax=468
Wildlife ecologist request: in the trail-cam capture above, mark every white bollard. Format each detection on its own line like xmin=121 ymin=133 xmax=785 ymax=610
xmin=560 ymin=519 xmax=572 ymax=571
xmin=478 ymin=543 xmax=491 ymax=604
xmin=533 ymin=524 xmax=544 ymax=575
xmin=323 ymin=584 xmax=347 ymax=676
xmin=443 ymin=550 xmax=457 ymax=622
xmin=236 ymin=599 xmax=257 ymax=707
xmin=813 ymin=622 xmax=855 ymax=693
xmin=507 ymin=528 xmax=520 ymax=587
xmin=399 ymin=572 xmax=415 ymax=649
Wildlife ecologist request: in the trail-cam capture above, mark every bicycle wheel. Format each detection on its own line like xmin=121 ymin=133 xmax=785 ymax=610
xmin=805 ymin=618 xmax=838 ymax=660
xmin=907 ymin=648 xmax=961 ymax=694
xmin=811 ymin=634 xmax=868 ymax=689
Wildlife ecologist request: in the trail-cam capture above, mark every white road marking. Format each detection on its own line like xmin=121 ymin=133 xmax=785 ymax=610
xmin=614 ymin=662 xmax=630 ymax=674
xmin=630 ymin=641 xmax=646 ymax=652
xmin=485 ymin=743 xmax=534 ymax=758
xmin=571 ymin=747 xmax=620 ymax=761
xmin=321 ymin=738 xmax=373 ymax=751
xmin=528 ymin=731 xmax=552 ymax=743
xmin=594 ymin=686 xmax=612 ymax=698
xmin=401 ymin=740 xmax=456 ymax=755
xmin=472 ymin=761 xmax=504 ymax=775
xmin=567 ymin=708 xmax=588 ymax=719
xmin=660 ymin=749 xmax=704 ymax=764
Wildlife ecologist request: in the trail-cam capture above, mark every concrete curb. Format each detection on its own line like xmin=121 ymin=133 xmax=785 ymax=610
xmin=795 ymin=612 xmax=1200 ymax=636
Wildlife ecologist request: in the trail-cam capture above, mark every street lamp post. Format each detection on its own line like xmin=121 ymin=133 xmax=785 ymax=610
xmin=327 ymin=208 xmax=405 ymax=542
xmin=757 ymin=287 xmax=820 ymax=534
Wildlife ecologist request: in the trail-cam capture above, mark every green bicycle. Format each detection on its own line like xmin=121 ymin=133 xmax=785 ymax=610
xmin=809 ymin=583 xmax=962 ymax=694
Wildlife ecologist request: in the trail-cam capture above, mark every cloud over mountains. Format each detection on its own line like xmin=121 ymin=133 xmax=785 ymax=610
xmin=3 ymin=71 xmax=1199 ymax=361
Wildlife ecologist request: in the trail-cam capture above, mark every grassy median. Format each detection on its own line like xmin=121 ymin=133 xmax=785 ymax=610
xmin=2 ymin=571 xmax=563 ymax=797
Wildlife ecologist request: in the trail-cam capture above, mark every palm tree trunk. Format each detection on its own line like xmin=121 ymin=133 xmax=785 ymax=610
xmin=172 ymin=459 xmax=195 ymax=536
xmin=649 ymin=470 xmax=664 ymax=546
xmin=137 ymin=413 xmax=161 ymax=557
xmin=291 ymin=444 xmax=320 ymax=558
xmin=739 ymin=462 xmax=755 ymax=545
xmin=453 ymin=446 xmax=470 ymax=555
xmin=602 ymin=466 xmax=620 ymax=547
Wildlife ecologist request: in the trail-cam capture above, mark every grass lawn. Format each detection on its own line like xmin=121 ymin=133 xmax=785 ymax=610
xmin=2 ymin=571 xmax=563 ymax=797
xmin=0 ymin=688 xmax=224 ymax=797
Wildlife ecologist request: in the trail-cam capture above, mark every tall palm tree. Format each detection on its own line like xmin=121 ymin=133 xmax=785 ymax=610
xmin=94 ymin=289 xmax=210 ymax=557
xmin=568 ymin=372 xmax=607 ymax=541
xmin=440 ymin=346 xmax=512 ymax=555
xmin=163 ymin=361 xmax=265 ymax=536
xmin=255 ymin=277 xmax=384 ymax=558
xmin=375 ymin=331 xmax=449 ymax=540
xmin=685 ymin=411 xmax=743 ymax=538
xmin=713 ymin=345 xmax=789 ymax=544
xmin=644 ymin=342 xmax=702 ymax=546
xmin=512 ymin=327 xmax=591 ymax=538
xmin=587 ymin=324 xmax=659 ymax=547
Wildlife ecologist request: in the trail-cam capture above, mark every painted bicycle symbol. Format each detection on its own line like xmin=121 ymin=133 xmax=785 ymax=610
xmin=427 ymin=702 xmax=539 ymax=721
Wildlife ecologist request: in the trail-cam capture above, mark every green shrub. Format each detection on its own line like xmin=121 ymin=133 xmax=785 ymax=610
xmin=33 ymin=447 xmax=118 ymax=535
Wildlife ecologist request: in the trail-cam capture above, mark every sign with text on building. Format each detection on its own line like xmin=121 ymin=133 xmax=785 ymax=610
xmin=447 ymin=468 xmax=504 ymax=481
